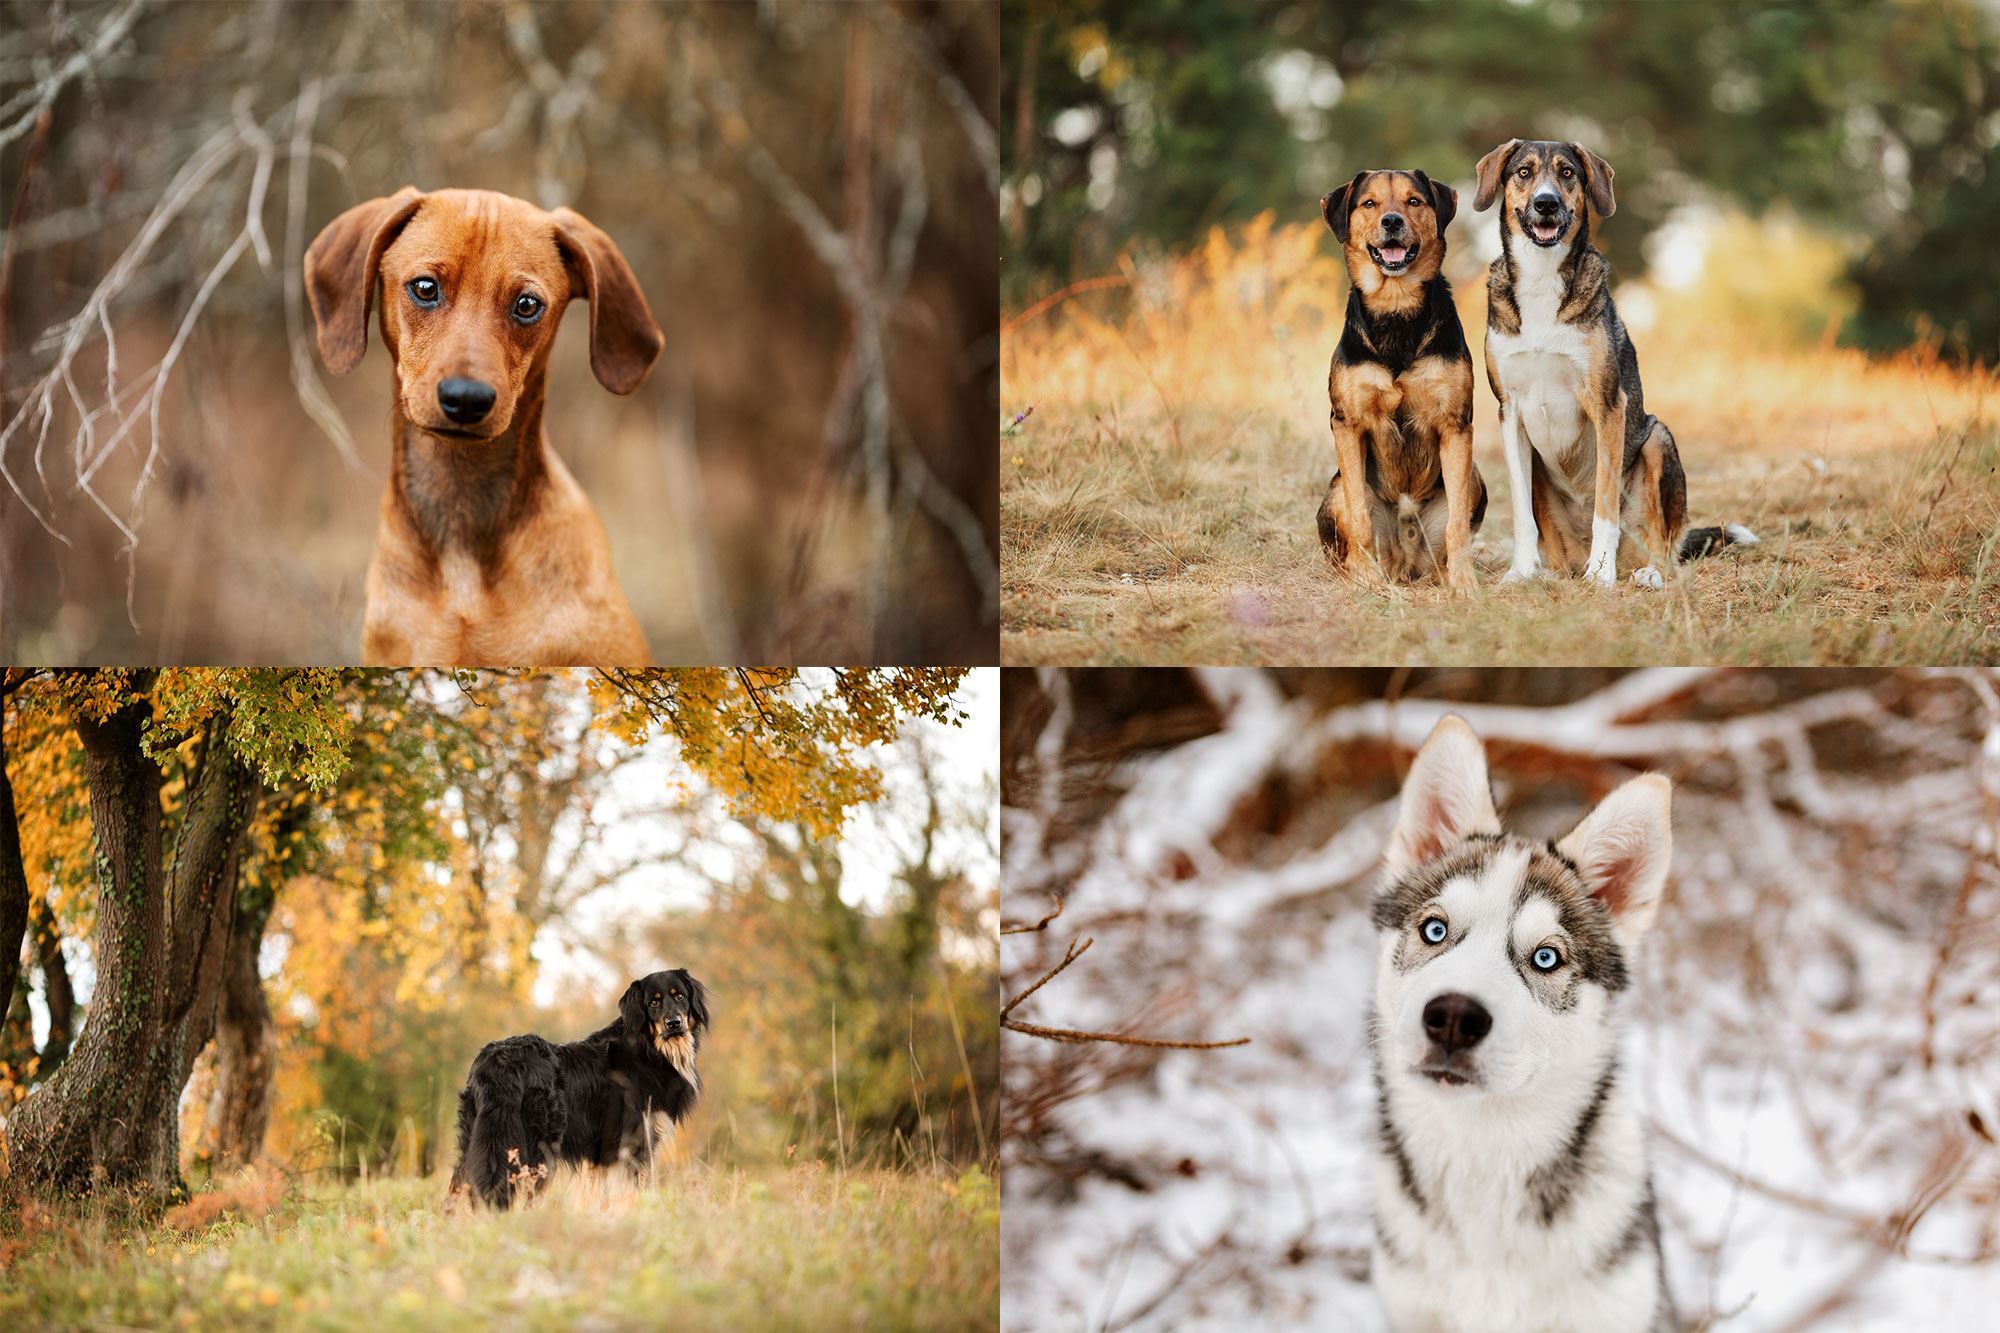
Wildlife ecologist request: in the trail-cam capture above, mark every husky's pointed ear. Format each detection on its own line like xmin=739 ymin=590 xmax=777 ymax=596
xmin=1558 ymin=775 xmax=1671 ymax=939
xmin=1385 ymin=716 xmax=1499 ymax=875
xmin=1473 ymin=139 xmax=1520 ymax=212
xmin=618 ymin=980 xmax=649 ymax=1044
xmin=1570 ymin=142 xmax=1617 ymax=218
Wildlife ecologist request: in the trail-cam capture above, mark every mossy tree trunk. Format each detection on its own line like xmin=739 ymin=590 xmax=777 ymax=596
xmin=6 ymin=692 xmax=260 ymax=1199
xmin=198 ymin=886 xmax=278 ymax=1172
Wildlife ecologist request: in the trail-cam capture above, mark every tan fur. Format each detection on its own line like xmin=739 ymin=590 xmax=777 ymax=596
xmin=306 ymin=187 xmax=664 ymax=666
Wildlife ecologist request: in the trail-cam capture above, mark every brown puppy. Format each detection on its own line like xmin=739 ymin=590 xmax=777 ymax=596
xmin=1314 ymin=169 xmax=1485 ymax=591
xmin=307 ymin=187 xmax=663 ymax=664
xmin=1475 ymin=140 xmax=1751 ymax=588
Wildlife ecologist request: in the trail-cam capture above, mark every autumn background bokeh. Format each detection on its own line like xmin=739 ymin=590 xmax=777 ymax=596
xmin=0 ymin=667 xmax=999 ymax=1327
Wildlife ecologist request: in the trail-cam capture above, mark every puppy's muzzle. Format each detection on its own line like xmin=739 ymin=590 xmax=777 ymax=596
xmin=438 ymin=377 xmax=497 ymax=426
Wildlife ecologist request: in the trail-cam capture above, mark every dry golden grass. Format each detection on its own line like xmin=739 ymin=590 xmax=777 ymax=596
xmin=1000 ymin=214 xmax=2000 ymax=665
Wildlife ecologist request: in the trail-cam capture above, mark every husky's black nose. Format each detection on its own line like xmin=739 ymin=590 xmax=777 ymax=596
xmin=1423 ymin=993 xmax=1492 ymax=1054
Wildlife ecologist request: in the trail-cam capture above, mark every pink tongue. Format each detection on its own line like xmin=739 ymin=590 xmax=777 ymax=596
xmin=1379 ymin=246 xmax=1408 ymax=264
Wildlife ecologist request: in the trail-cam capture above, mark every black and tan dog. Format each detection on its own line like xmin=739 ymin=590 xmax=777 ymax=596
xmin=1314 ymin=169 xmax=1486 ymax=591
xmin=1475 ymin=139 xmax=1753 ymax=588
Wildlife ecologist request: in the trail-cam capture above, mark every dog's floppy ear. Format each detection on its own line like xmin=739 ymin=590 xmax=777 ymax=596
xmin=1412 ymin=170 xmax=1457 ymax=232
xmin=617 ymin=979 xmax=650 ymax=1043
xmin=1557 ymin=775 xmax=1671 ymax=941
xmin=304 ymin=186 xmax=425 ymax=374
xmin=1385 ymin=715 xmax=1499 ymax=875
xmin=1569 ymin=142 xmax=1617 ymax=218
xmin=683 ymin=973 xmax=710 ymax=1034
xmin=1472 ymin=139 xmax=1520 ymax=212
xmin=1321 ymin=171 xmax=1369 ymax=243
xmin=552 ymin=208 xmax=665 ymax=395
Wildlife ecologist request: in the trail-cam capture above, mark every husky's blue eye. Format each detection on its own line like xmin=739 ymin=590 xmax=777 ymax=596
xmin=1531 ymin=946 xmax=1562 ymax=972
xmin=1420 ymin=918 xmax=1447 ymax=945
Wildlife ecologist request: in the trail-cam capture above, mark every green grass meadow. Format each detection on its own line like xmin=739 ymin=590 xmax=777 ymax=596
xmin=0 ymin=1166 xmax=999 ymax=1331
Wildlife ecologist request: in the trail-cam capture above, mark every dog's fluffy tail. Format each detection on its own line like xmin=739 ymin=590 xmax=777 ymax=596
xmin=1677 ymin=523 xmax=1759 ymax=561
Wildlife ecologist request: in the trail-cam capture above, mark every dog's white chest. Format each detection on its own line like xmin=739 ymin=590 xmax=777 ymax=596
xmin=1489 ymin=248 xmax=1592 ymax=469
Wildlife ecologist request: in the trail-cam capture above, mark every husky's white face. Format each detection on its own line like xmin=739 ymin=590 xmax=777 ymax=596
xmin=1373 ymin=716 xmax=1671 ymax=1100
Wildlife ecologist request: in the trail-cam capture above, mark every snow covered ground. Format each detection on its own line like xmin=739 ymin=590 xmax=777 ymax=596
xmin=1001 ymin=669 xmax=2000 ymax=1331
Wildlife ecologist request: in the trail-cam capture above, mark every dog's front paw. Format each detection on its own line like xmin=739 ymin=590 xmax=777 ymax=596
xmin=1630 ymin=565 xmax=1665 ymax=590
xmin=1583 ymin=553 xmax=1618 ymax=587
xmin=1443 ymin=556 xmax=1476 ymax=595
xmin=1501 ymin=562 xmax=1547 ymax=584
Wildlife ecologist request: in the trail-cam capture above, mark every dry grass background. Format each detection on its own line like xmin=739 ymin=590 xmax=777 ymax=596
xmin=1000 ymin=214 xmax=2000 ymax=666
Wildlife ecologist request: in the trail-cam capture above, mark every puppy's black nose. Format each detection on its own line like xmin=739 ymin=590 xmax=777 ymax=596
xmin=1380 ymin=212 xmax=1406 ymax=234
xmin=437 ymin=377 xmax=497 ymax=425
xmin=1422 ymin=993 xmax=1492 ymax=1054
xmin=1531 ymin=192 xmax=1561 ymax=218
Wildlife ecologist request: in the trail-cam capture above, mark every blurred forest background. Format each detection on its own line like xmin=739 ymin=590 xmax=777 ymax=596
xmin=999 ymin=0 xmax=2000 ymax=665
xmin=1002 ymin=0 xmax=1999 ymax=357
xmin=0 ymin=0 xmax=1000 ymax=665
xmin=0 ymin=667 xmax=997 ymax=1197
xmin=1000 ymin=667 xmax=2000 ymax=1329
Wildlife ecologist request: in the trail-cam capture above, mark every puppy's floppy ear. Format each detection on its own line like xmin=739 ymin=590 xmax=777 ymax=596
xmin=1412 ymin=170 xmax=1457 ymax=232
xmin=1320 ymin=171 xmax=1368 ymax=243
xmin=552 ymin=208 xmax=665 ymax=395
xmin=1384 ymin=715 xmax=1499 ymax=876
xmin=1558 ymin=775 xmax=1670 ymax=942
xmin=1570 ymin=142 xmax=1617 ymax=218
xmin=304 ymin=186 xmax=425 ymax=374
xmin=618 ymin=980 xmax=650 ymax=1042
xmin=1472 ymin=139 xmax=1520 ymax=212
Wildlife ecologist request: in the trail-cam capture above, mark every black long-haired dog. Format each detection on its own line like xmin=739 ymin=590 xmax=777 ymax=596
xmin=449 ymin=969 xmax=709 ymax=1207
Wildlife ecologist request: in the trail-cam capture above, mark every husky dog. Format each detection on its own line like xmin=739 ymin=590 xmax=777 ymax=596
xmin=1370 ymin=716 xmax=1676 ymax=1332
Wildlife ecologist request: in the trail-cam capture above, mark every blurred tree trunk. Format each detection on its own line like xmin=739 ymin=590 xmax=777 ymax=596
xmin=0 ymin=675 xmax=30 ymax=1042
xmin=33 ymin=900 xmax=74 ymax=1075
xmin=199 ymin=888 xmax=277 ymax=1172
xmin=7 ymin=691 xmax=260 ymax=1198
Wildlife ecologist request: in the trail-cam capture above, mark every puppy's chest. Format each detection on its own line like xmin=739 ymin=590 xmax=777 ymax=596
xmin=1489 ymin=258 xmax=1591 ymax=415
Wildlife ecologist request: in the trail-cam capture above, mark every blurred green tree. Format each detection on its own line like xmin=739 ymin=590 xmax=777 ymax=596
xmin=1003 ymin=0 xmax=2000 ymax=361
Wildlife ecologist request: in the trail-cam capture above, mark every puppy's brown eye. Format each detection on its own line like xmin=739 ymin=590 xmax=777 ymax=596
xmin=512 ymin=293 xmax=544 ymax=324
xmin=1517 ymin=167 xmax=1532 ymax=179
xmin=1409 ymin=198 xmax=1423 ymax=209
xmin=1559 ymin=165 xmax=1574 ymax=179
xmin=1360 ymin=199 xmax=1376 ymax=209
xmin=407 ymin=277 xmax=440 ymax=307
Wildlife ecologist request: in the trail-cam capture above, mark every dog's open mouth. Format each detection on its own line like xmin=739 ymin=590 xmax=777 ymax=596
xmin=1525 ymin=217 xmax=1566 ymax=247
xmin=1367 ymin=240 xmax=1417 ymax=274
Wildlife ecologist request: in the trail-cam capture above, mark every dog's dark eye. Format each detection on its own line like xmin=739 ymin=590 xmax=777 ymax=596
xmin=407 ymin=277 xmax=441 ymax=307
xmin=1517 ymin=166 xmax=1532 ymax=179
xmin=649 ymin=993 xmax=661 ymax=1007
xmin=512 ymin=293 xmax=545 ymax=324
xmin=1359 ymin=199 xmax=1376 ymax=209
xmin=1531 ymin=945 xmax=1562 ymax=972
xmin=1420 ymin=917 xmax=1447 ymax=945
xmin=1558 ymin=165 xmax=1574 ymax=179
xmin=1408 ymin=197 xmax=1423 ymax=209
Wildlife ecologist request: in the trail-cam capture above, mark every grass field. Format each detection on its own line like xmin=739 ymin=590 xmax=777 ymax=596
xmin=0 ymin=1165 xmax=998 ymax=1331
xmin=1001 ymin=215 xmax=2000 ymax=665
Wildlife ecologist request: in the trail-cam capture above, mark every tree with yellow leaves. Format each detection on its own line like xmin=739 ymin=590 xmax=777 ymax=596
xmin=0 ymin=667 xmax=967 ymax=1200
